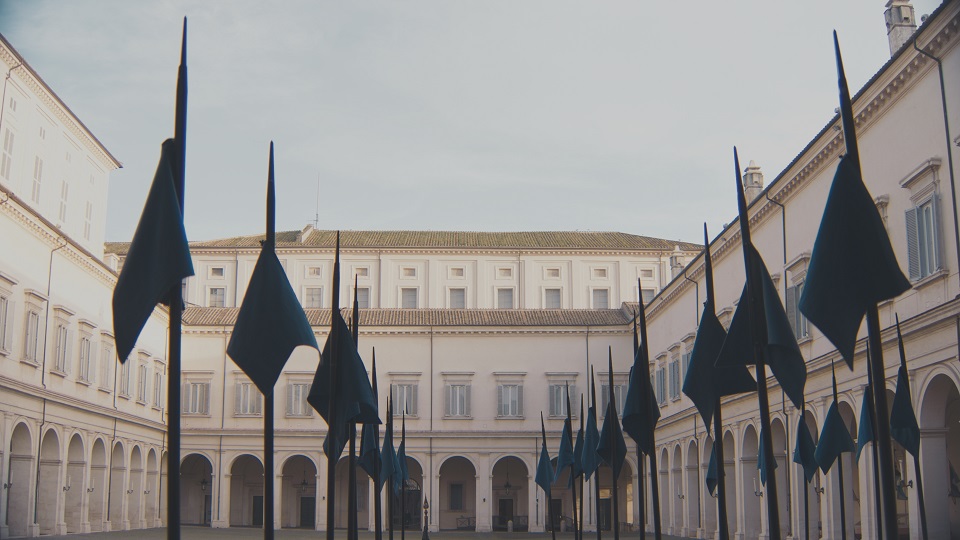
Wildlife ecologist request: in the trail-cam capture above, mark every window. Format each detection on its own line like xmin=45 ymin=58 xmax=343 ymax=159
xmin=235 ymin=380 xmax=262 ymax=415
xmin=83 ymin=202 xmax=93 ymax=240
xmin=153 ymin=369 xmax=163 ymax=407
xmin=592 ymin=288 xmax=609 ymax=309
xmin=287 ymin=382 xmax=312 ymax=416
xmin=306 ymin=266 xmax=322 ymax=278
xmin=669 ymin=360 xmax=680 ymax=400
xmin=6 ymin=96 xmax=15 ymax=112
xmin=355 ymin=267 xmax=369 ymax=277
xmin=1 ymin=129 xmax=14 ymax=181
xmin=496 ymin=288 xmax=514 ymax=309
xmin=445 ymin=384 xmax=470 ymax=417
xmin=497 ymin=267 xmax=512 ymax=279
xmin=137 ymin=363 xmax=149 ymax=402
xmin=99 ymin=341 xmax=113 ymax=390
xmin=304 ymin=287 xmax=323 ymax=308
xmin=58 ymin=180 xmax=68 ymax=223
xmin=119 ymin=361 xmax=131 ymax=396
xmin=681 ymin=352 xmax=692 ymax=377
xmin=31 ymin=156 xmax=42 ymax=203
xmin=0 ymin=294 xmax=12 ymax=354
xmin=449 ymin=483 xmax=464 ymax=511
xmin=355 ymin=287 xmax=370 ymax=309
xmin=641 ymin=288 xmax=656 ymax=304
xmin=208 ymin=287 xmax=226 ymax=308
xmin=208 ymin=266 xmax=225 ymax=278
xmin=593 ymin=268 xmax=608 ymax=279
xmin=548 ymin=384 xmax=574 ymax=417
xmin=600 ymin=383 xmax=626 ymax=415
xmin=393 ymin=383 xmax=418 ymax=415
xmin=497 ymin=384 xmax=523 ymax=417
xmin=545 ymin=267 xmax=560 ymax=279
xmin=78 ymin=336 xmax=93 ymax=382
xmin=906 ymin=197 xmax=941 ymax=281
xmin=640 ymin=269 xmax=654 ymax=279
xmin=544 ymin=288 xmax=561 ymax=309
xmin=655 ymin=368 xmax=666 ymax=405
xmin=449 ymin=267 xmax=464 ymax=278
xmin=38 ymin=126 xmax=45 ymax=140
xmin=785 ymin=282 xmax=810 ymax=340
xmin=401 ymin=288 xmax=418 ymax=309
xmin=182 ymin=381 xmax=210 ymax=415
xmin=449 ymin=288 xmax=466 ymax=309
xmin=53 ymin=323 xmax=70 ymax=373
xmin=23 ymin=310 xmax=40 ymax=363
xmin=401 ymin=267 xmax=417 ymax=278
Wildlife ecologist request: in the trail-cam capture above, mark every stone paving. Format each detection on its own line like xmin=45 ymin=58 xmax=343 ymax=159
xmin=34 ymin=527 xmax=695 ymax=540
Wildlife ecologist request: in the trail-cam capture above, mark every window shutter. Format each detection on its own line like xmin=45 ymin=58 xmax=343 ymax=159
xmin=497 ymin=385 xmax=504 ymax=416
xmin=569 ymin=385 xmax=577 ymax=416
xmin=286 ymin=384 xmax=294 ymax=415
xmin=202 ymin=383 xmax=210 ymax=414
xmin=391 ymin=386 xmax=398 ymax=414
xmin=932 ymin=195 xmax=942 ymax=271
xmin=1 ymin=299 xmax=13 ymax=352
xmin=785 ymin=285 xmax=798 ymax=338
xmin=182 ymin=383 xmax=189 ymax=413
xmin=517 ymin=385 xmax=524 ymax=416
xmin=64 ymin=333 xmax=72 ymax=374
xmin=444 ymin=385 xmax=451 ymax=416
xmin=905 ymin=207 xmax=920 ymax=280
xmin=234 ymin=383 xmax=242 ymax=414
xmin=409 ymin=385 xmax=418 ymax=415
xmin=465 ymin=385 xmax=471 ymax=417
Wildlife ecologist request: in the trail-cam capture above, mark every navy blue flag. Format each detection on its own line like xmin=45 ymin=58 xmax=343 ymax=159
xmin=112 ymin=139 xmax=194 ymax=362
xmin=308 ymin=313 xmax=380 ymax=460
xmin=572 ymin=417 xmax=585 ymax=480
xmin=856 ymin=386 xmax=874 ymax=462
xmin=794 ymin=412 xmax=818 ymax=483
xmin=798 ymin=33 xmax=910 ymax=367
xmin=815 ymin=401 xmax=855 ymax=474
xmin=716 ymin=244 xmax=806 ymax=409
xmin=582 ymin=371 xmax=602 ymax=481
xmin=536 ymin=415 xmax=554 ymax=495
xmin=890 ymin=317 xmax=921 ymax=458
xmin=757 ymin=427 xmax=778 ymax=487
xmin=380 ymin=402 xmax=399 ymax=494
xmin=397 ymin=438 xmax=408 ymax=485
xmin=706 ymin=445 xmax=719 ymax=496
xmin=622 ymin=353 xmax=660 ymax=455
xmin=597 ymin=398 xmax=627 ymax=474
xmin=555 ymin=417 xmax=574 ymax=484
xmin=358 ymin=352 xmax=381 ymax=481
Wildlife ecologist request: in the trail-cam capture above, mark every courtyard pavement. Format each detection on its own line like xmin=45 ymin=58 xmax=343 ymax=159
xmin=35 ymin=527 xmax=695 ymax=540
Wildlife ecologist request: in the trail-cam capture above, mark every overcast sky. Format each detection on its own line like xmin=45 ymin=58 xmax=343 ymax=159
xmin=0 ymin=1 xmax=944 ymax=244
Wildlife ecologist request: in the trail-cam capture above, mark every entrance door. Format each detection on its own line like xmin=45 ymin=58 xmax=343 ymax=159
xmin=299 ymin=496 xmax=315 ymax=529
xmin=252 ymin=495 xmax=264 ymax=527
xmin=598 ymin=498 xmax=612 ymax=531
xmin=498 ymin=498 xmax=514 ymax=529
xmin=549 ymin=499 xmax=563 ymax=531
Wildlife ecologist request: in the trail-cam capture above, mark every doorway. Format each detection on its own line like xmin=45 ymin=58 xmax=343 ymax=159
xmin=598 ymin=498 xmax=612 ymax=531
xmin=253 ymin=495 xmax=264 ymax=527
xmin=299 ymin=496 xmax=315 ymax=528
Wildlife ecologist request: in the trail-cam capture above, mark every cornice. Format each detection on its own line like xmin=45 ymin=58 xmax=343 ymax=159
xmin=187 ymin=246 xmax=701 ymax=259
xmin=183 ymin=326 xmax=629 ymax=338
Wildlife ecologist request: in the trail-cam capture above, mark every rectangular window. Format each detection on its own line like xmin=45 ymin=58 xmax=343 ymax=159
xmin=0 ymin=295 xmax=12 ymax=354
xmin=641 ymin=288 xmax=656 ymax=304
xmin=306 ymin=266 xmax=322 ymax=278
xmin=1 ymin=129 xmax=14 ymax=181
xmin=235 ymin=381 xmax=263 ymax=415
xmin=58 ymin=180 xmax=68 ymax=223
xmin=497 ymin=267 xmax=512 ymax=279
xmin=304 ymin=287 xmax=323 ymax=308
xmin=593 ymin=268 xmax=608 ymax=279
xmin=656 ymin=368 xmax=666 ymax=405
xmin=182 ymin=381 xmax=210 ymax=415
xmin=669 ymin=360 xmax=680 ymax=400
xmin=153 ymin=370 xmax=163 ymax=407
xmin=548 ymin=384 xmax=574 ymax=417
xmin=497 ymin=384 xmax=523 ymax=417
xmin=119 ymin=361 xmax=131 ymax=396
xmin=449 ymin=288 xmax=466 ymax=309
xmin=355 ymin=267 xmax=369 ymax=277
xmin=592 ymin=288 xmax=609 ymax=309
xmin=208 ymin=287 xmax=226 ymax=308
xmin=23 ymin=310 xmax=40 ymax=363
xmin=640 ymin=269 xmax=654 ymax=279
xmin=449 ymin=267 xmax=464 ymax=278
xmin=83 ymin=201 xmax=93 ymax=240
xmin=496 ymin=288 xmax=514 ymax=309
xmin=544 ymin=288 xmax=561 ymax=309
xmin=31 ymin=156 xmax=43 ymax=203
xmin=355 ymin=287 xmax=370 ymax=309
xmin=208 ymin=266 xmax=225 ymax=278
xmin=99 ymin=342 xmax=113 ymax=390
xmin=393 ymin=383 xmax=418 ymax=416
xmin=78 ymin=336 xmax=92 ymax=382
xmin=600 ymin=384 xmax=627 ymax=415
xmin=450 ymin=483 xmax=464 ymax=511
xmin=401 ymin=288 xmax=418 ymax=309
xmin=286 ymin=382 xmax=312 ymax=417
xmin=545 ymin=268 xmax=560 ymax=279
xmin=53 ymin=323 xmax=69 ymax=373
xmin=401 ymin=267 xmax=417 ymax=278
xmin=906 ymin=197 xmax=941 ymax=281
xmin=445 ymin=384 xmax=470 ymax=417
xmin=785 ymin=282 xmax=810 ymax=340
xmin=137 ymin=363 xmax=149 ymax=402
xmin=682 ymin=352 xmax=692 ymax=378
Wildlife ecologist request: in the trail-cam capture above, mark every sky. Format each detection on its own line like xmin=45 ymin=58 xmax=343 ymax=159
xmin=0 ymin=1 xmax=945 ymax=244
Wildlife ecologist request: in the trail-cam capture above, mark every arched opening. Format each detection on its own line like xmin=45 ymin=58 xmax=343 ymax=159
xmin=492 ymin=456 xmax=529 ymax=531
xmin=590 ymin=454 xmax=634 ymax=533
xmin=740 ymin=425 xmax=761 ymax=538
xmin=671 ymin=444 xmax=682 ymax=533
xmin=89 ymin=438 xmax=107 ymax=531
xmin=229 ymin=454 xmax=264 ymax=527
xmin=722 ymin=430 xmax=738 ymax=534
xmin=438 ymin=456 xmax=476 ymax=530
xmin=835 ymin=401 xmax=858 ymax=539
xmin=332 ymin=457 xmax=368 ymax=530
xmin=700 ymin=436 xmax=716 ymax=537
xmin=686 ymin=439 xmax=702 ymax=536
xmin=128 ymin=446 xmax=143 ymax=528
xmin=65 ymin=434 xmax=85 ymax=532
xmin=770 ymin=418 xmax=790 ymax=539
xmin=7 ymin=423 xmax=34 ymax=537
xmin=800 ymin=410 xmax=822 ymax=540
xmin=280 ymin=455 xmax=317 ymax=529
xmin=884 ymin=387 xmax=911 ymax=536
xmin=393 ymin=455 xmax=424 ymax=531
xmin=918 ymin=373 xmax=960 ymax=539
xmin=109 ymin=442 xmax=125 ymax=530
xmin=657 ymin=448 xmax=668 ymax=534
xmin=181 ymin=453 xmax=213 ymax=526
xmin=145 ymin=450 xmax=159 ymax=527
xmin=38 ymin=428 xmax=61 ymax=535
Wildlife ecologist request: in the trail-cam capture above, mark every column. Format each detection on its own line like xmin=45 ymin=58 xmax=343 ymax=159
xmin=632 ymin=468 xmax=641 ymax=536
xmin=272 ymin=467 xmax=281 ymax=531
xmin=317 ymin=455 xmax=327 ymax=532
xmin=920 ymin=428 xmax=948 ymax=539
xmin=0 ymin=414 xmax=11 ymax=539
xmin=528 ymin=473 xmax=543 ymax=532
xmin=476 ymin=453 xmax=491 ymax=532
xmin=215 ymin=473 xmax=231 ymax=528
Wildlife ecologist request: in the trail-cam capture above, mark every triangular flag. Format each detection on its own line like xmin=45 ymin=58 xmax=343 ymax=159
xmin=794 ymin=411 xmax=818 ymax=483
xmin=581 ymin=369 xmax=602 ymax=481
xmin=572 ymin=406 xmax=585 ymax=481
xmin=358 ymin=354 xmax=381 ymax=481
xmin=622 ymin=302 xmax=661 ymax=455
xmin=705 ymin=445 xmax=719 ymax=496
xmin=757 ymin=427 xmax=778 ymax=486
xmin=798 ymin=32 xmax=910 ymax=367
xmin=890 ymin=364 xmax=920 ymax=458
xmin=536 ymin=414 xmax=554 ymax=495
xmin=597 ymin=397 xmax=627 ymax=473
xmin=112 ymin=139 xmax=194 ymax=362
xmin=855 ymin=386 xmax=874 ymax=462
xmin=380 ymin=400 xmax=399 ymax=494
xmin=815 ymin=401 xmax=855 ymax=474
xmin=555 ymin=415 xmax=574 ymax=484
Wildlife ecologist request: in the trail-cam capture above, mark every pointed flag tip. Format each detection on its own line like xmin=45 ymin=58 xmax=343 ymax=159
xmin=180 ymin=18 xmax=187 ymax=63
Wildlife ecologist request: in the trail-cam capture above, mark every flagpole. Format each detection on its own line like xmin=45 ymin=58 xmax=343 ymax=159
xmin=635 ymin=299 xmax=662 ymax=540
xmin=372 ymin=350 xmax=383 ymax=540
xmin=864 ymin=351 xmax=883 ymax=540
xmin=865 ymin=308 xmax=899 ymax=540
xmin=801 ymin=405 xmax=809 ymax=540
xmin=631 ymin=317 xmax=646 ymax=540
xmin=733 ymin=147 xmax=781 ymax=540
xmin=580 ymin=396 xmax=586 ymax=540
xmin=401 ymin=412 xmax=406 ymax=540
xmin=326 ymin=232 xmax=342 ymax=540
xmin=895 ymin=317 xmax=928 ymax=540
xmin=591 ymin=370 xmax=602 ymax=540
xmin=348 ymin=277 xmax=361 ymax=540
xmin=566 ymin=385 xmax=580 ymax=540
xmin=829 ymin=362 xmax=847 ymax=540
xmin=607 ymin=352 xmax=620 ymax=540
xmin=541 ymin=414 xmax=557 ymax=540
xmin=713 ymin=405 xmax=729 ymax=540
xmin=387 ymin=394 xmax=394 ymax=540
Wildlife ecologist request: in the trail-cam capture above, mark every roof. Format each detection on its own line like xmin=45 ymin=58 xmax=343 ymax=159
xmin=106 ymin=229 xmax=701 ymax=254
xmin=183 ymin=306 xmax=635 ymax=328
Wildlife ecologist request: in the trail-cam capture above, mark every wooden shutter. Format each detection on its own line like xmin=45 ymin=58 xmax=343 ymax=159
xmin=0 ymin=299 xmax=12 ymax=352
xmin=932 ymin=195 xmax=941 ymax=271
xmin=517 ymin=385 xmax=524 ymax=417
xmin=497 ymin=385 xmax=504 ymax=416
xmin=182 ymin=382 xmax=190 ymax=413
xmin=444 ymin=385 xmax=451 ymax=416
xmin=286 ymin=384 xmax=295 ymax=416
xmin=785 ymin=285 xmax=798 ymax=338
xmin=905 ymin=207 xmax=920 ymax=280
xmin=465 ymin=386 xmax=471 ymax=417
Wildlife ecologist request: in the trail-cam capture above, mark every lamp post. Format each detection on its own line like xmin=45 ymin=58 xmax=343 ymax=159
xmin=421 ymin=498 xmax=430 ymax=540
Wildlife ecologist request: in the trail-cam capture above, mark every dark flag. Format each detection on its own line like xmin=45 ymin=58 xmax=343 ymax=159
xmin=581 ymin=370 xmax=601 ymax=481
xmin=890 ymin=321 xmax=920 ymax=458
xmin=797 ymin=33 xmax=910 ymax=366
xmin=112 ymin=139 xmax=194 ymax=362
xmin=398 ymin=416 xmax=409 ymax=485
xmin=358 ymin=353 xmax=381 ymax=480
xmin=536 ymin=415 xmax=555 ymax=493
xmin=572 ymin=395 xmax=585 ymax=481
xmin=705 ymin=446 xmax=719 ymax=496
xmin=856 ymin=386 xmax=874 ymax=462
xmin=622 ymin=348 xmax=660 ymax=455
xmin=597 ymin=389 xmax=627 ymax=473
xmin=949 ymin=464 xmax=960 ymax=498
xmin=794 ymin=410 xmax=818 ymax=484
xmin=380 ymin=398 xmax=399 ymax=494
xmin=814 ymin=403 xmax=855 ymax=474
xmin=555 ymin=396 xmax=575 ymax=486
xmin=757 ymin=427 xmax=778 ymax=487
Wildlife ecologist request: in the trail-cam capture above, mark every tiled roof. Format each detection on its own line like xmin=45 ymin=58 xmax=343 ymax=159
xmin=182 ymin=306 xmax=634 ymax=328
xmin=106 ymin=230 xmax=701 ymax=254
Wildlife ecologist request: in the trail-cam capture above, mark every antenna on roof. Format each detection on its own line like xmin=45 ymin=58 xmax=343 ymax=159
xmin=313 ymin=174 xmax=320 ymax=229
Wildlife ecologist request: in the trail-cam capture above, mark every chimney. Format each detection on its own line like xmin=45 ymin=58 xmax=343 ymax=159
xmin=670 ymin=245 xmax=685 ymax=280
xmin=743 ymin=160 xmax=764 ymax=202
xmin=885 ymin=0 xmax=917 ymax=55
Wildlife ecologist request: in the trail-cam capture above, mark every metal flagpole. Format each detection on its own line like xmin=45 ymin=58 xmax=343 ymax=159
xmin=831 ymin=362 xmax=847 ymax=540
xmin=801 ymin=405 xmax=809 ymax=540
xmin=606 ymin=353 xmax=620 ymax=540
xmin=713 ymin=404 xmax=729 ymax=540
xmin=865 ymin=352 xmax=883 ymax=540
xmin=325 ymin=232 xmax=342 ymax=540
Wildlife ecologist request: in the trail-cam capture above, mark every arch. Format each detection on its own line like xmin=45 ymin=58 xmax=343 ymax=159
xmin=182 ymin=453 xmax=213 ymax=526
xmin=280 ymin=454 xmax=317 ymax=529
xmin=145 ymin=449 xmax=159 ymax=527
xmin=721 ymin=430 xmax=738 ymax=534
xmin=7 ymin=422 xmax=34 ymax=537
xmin=685 ymin=438 xmax=703 ymax=537
xmin=740 ymin=424 xmax=760 ymax=538
xmin=798 ymin=409 xmax=822 ymax=540
xmin=128 ymin=445 xmax=143 ymax=528
xmin=917 ymin=372 xmax=960 ymax=538
xmin=395 ymin=454 xmax=424 ymax=532
xmin=492 ymin=456 xmax=529 ymax=531
xmin=65 ymin=433 xmax=85 ymax=533
xmin=769 ymin=417 xmax=790 ymax=540
xmin=671 ymin=444 xmax=682 ymax=533
xmin=109 ymin=441 xmax=126 ymax=529
xmin=332 ymin=457 xmax=369 ymax=530
xmin=438 ymin=455 xmax=476 ymax=531
xmin=89 ymin=438 xmax=108 ymax=531
xmin=37 ymin=427 xmax=62 ymax=535
xmin=229 ymin=454 xmax=264 ymax=527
